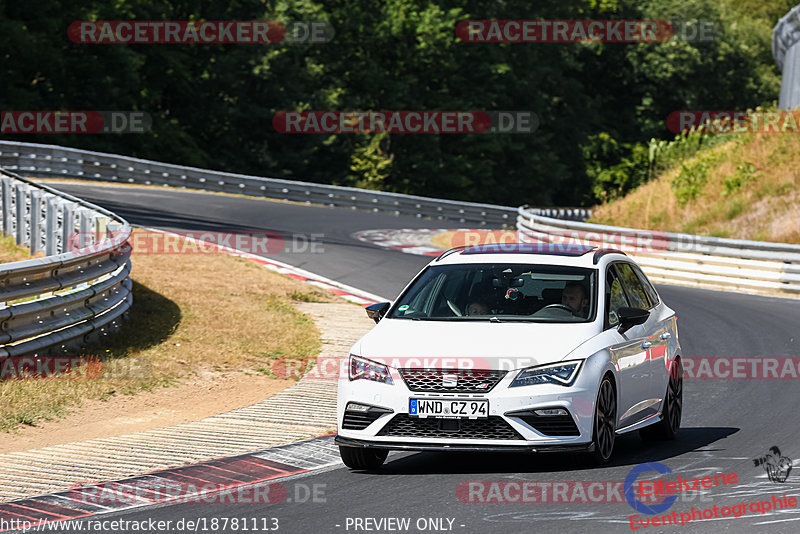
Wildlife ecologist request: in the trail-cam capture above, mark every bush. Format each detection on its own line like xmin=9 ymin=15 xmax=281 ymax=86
xmin=672 ymin=158 xmax=711 ymax=206
xmin=723 ymin=163 xmax=758 ymax=195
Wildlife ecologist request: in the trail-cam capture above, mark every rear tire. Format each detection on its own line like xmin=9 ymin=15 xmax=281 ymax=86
xmin=640 ymin=359 xmax=683 ymax=441
xmin=589 ymin=376 xmax=616 ymax=464
xmin=339 ymin=446 xmax=388 ymax=470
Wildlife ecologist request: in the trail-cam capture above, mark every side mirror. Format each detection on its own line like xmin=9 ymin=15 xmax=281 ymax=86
xmin=365 ymin=302 xmax=391 ymax=323
xmin=617 ymin=307 xmax=649 ymax=334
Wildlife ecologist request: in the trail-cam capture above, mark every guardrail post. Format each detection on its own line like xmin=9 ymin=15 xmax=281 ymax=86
xmin=62 ymin=203 xmax=75 ymax=253
xmin=30 ymin=190 xmax=42 ymax=255
xmin=94 ymin=216 xmax=109 ymax=242
xmin=45 ymin=196 xmax=57 ymax=256
xmin=1 ymin=178 xmax=9 ymax=236
xmin=15 ymin=184 xmax=26 ymax=246
xmin=79 ymin=209 xmax=91 ymax=248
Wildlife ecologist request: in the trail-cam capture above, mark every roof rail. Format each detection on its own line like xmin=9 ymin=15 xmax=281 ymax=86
xmin=593 ymin=248 xmax=627 ymax=264
xmin=460 ymin=243 xmax=595 ymax=256
xmin=435 ymin=246 xmax=468 ymax=262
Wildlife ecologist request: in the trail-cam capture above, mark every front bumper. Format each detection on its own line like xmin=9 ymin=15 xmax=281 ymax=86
xmin=335 ymin=435 xmax=595 ymax=453
xmin=336 ymin=359 xmax=604 ymax=449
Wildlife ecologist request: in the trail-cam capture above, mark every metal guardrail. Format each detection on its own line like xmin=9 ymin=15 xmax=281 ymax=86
xmin=0 ymin=141 xmax=591 ymax=225
xmin=0 ymin=168 xmax=132 ymax=358
xmin=517 ymin=206 xmax=800 ymax=296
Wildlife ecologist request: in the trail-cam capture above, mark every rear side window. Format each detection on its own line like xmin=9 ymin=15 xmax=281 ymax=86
xmin=631 ymin=264 xmax=660 ymax=308
xmin=615 ymin=263 xmax=650 ymax=310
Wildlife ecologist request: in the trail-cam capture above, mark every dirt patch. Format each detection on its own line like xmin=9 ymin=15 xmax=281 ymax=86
xmin=0 ymin=370 xmax=295 ymax=453
xmin=730 ymin=188 xmax=800 ymax=243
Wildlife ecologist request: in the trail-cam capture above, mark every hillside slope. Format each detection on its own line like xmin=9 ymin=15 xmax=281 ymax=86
xmin=590 ymin=130 xmax=800 ymax=243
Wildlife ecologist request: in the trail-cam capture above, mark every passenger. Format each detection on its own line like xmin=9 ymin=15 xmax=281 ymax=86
xmin=466 ymin=301 xmax=490 ymax=315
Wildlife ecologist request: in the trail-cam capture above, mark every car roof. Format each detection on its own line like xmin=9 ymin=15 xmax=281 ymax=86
xmin=433 ymin=243 xmax=628 ymax=268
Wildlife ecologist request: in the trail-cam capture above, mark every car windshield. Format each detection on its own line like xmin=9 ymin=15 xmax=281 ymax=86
xmin=388 ymin=263 xmax=597 ymax=322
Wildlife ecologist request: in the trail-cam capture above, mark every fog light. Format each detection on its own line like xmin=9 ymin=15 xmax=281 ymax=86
xmin=534 ymin=408 xmax=568 ymax=416
xmin=346 ymin=403 xmax=372 ymax=412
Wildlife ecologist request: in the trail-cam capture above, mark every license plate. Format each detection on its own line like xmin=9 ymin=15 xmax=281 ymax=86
xmin=409 ymin=398 xmax=488 ymax=419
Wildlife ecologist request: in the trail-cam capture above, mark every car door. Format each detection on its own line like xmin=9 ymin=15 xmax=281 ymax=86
xmin=615 ymin=262 xmax=668 ymax=425
xmin=605 ymin=264 xmax=653 ymax=430
xmin=630 ymin=263 xmax=676 ymax=403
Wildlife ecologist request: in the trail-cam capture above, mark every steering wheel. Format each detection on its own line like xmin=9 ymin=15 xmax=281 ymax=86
xmin=542 ymin=303 xmax=578 ymax=315
xmin=446 ymin=299 xmax=463 ymax=317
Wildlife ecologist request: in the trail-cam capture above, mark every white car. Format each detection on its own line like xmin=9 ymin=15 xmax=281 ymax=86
xmin=335 ymin=244 xmax=682 ymax=469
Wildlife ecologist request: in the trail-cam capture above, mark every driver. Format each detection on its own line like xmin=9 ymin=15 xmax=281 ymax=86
xmin=561 ymin=282 xmax=589 ymax=317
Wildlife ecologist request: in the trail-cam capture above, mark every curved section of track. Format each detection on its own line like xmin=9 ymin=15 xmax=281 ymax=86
xmin=47 ymin=183 xmax=800 ymax=534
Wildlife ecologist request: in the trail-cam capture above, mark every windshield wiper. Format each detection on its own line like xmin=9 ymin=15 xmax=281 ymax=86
xmin=489 ymin=316 xmax=503 ymax=323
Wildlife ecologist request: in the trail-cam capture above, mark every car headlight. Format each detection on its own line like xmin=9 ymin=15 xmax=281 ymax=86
xmin=509 ymin=360 xmax=583 ymax=387
xmin=349 ymin=355 xmax=393 ymax=384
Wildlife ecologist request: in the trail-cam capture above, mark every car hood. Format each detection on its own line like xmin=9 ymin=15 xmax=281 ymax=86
xmin=354 ymin=318 xmax=601 ymax=371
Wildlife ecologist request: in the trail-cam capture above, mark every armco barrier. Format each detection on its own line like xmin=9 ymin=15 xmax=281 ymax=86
xmin=0 ymin=168 xmax=132 ymax=358
xmin=0 ymin=141 xmax=591 ymax=225
xmin=517 ymin=206 xmax=800 ymax=297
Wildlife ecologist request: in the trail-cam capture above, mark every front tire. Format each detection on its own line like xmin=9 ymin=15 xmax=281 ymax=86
xmin=589 ymin=376 xmax=617 ymax=464
xmin=339 ymin=446 xmax=388 ymax=470
xmin=641 ymin=359 xmax=683 ymax=441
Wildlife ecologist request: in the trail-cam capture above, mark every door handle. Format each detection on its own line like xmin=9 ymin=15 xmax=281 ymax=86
xmin=642 ymin=341 xmax=652 ymax=349
xmin=660 ymin=332 xmax=672 ymax=340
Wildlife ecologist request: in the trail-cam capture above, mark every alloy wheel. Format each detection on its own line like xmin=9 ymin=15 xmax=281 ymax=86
xmin=594 ymin=378 xmax=616 ymax=461
xmin=667 ymin=362 xmax=683 ymax=433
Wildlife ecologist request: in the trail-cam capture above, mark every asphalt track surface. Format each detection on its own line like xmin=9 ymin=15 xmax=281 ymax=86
xmin=46 ymin=183 xmax=800 ymax=533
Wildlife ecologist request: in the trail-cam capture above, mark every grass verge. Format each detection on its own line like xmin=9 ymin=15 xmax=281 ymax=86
xmin=0 ymin=234 xmax=39 ymax=263
xmin=0 ymin=229 xmax=332 ymax=432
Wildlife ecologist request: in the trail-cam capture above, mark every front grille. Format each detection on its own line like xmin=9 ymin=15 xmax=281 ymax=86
xmin=342 ymin=411 xmax=384 ymax=430
xmin=513 ymin=413 xmax=580 ymax=436
xmin=399 ymin=368 xmax=508 ymax=393
xmin=377 ymin=415 xmax=524 ymax=440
